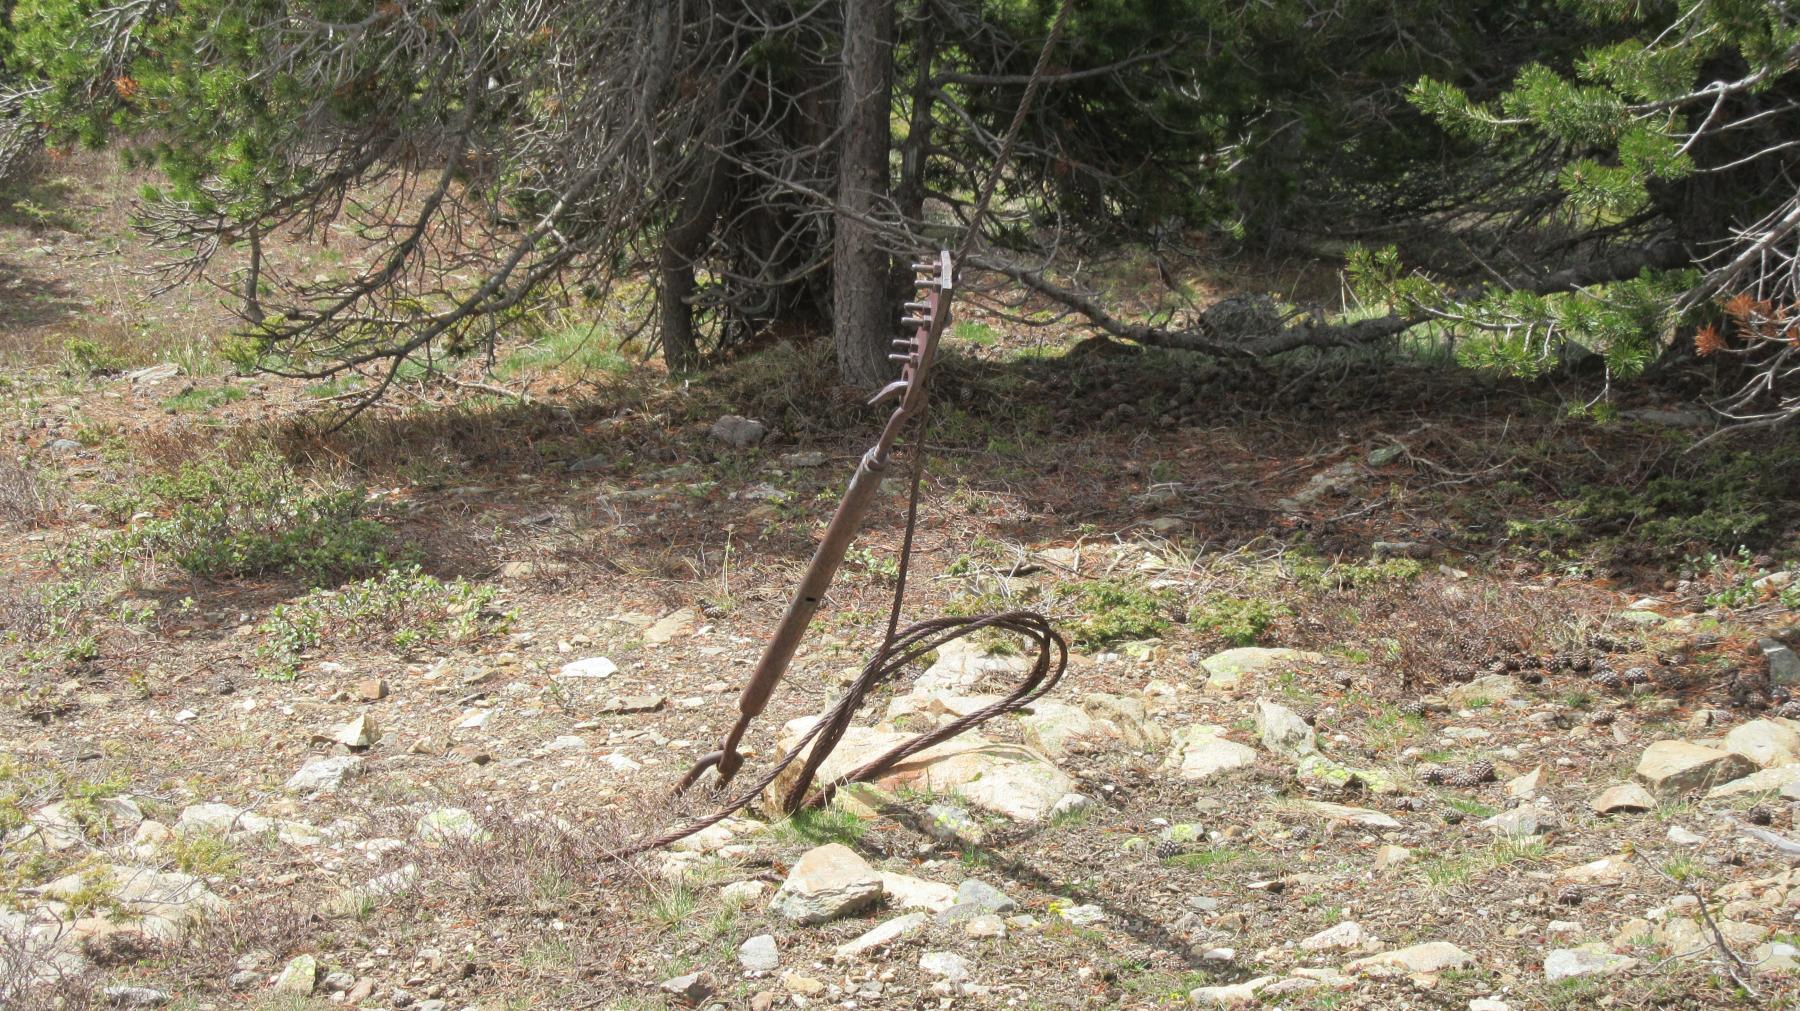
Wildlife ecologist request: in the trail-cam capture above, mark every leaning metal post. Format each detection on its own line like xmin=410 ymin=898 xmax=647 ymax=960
xmin=676 ymin=251 xmax=954 ymax=795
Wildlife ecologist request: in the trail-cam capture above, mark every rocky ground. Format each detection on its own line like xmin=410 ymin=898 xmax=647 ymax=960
xmin=4 ymin=156 xmax=1800 ymax=1011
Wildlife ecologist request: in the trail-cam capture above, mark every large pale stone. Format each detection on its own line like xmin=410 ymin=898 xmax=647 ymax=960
xmin=1707 ymin=764 xmax=1800 ymax=799
xmin=1300 ymin=921 xmax=1370 ymax=952
xmin=1448 ymin=675 xmax=1522 ymax=708
xmin=766 ymin=717 xmax=1070 ymax=821
xmin=1346 ymin=941 xmax=1474 ymax=975
xmin=1726 ymin=720 xmax=1800 ymax=768
xmin=1543 ymin=946 xmax=1638 ymax=982
xmin=1760 ymin=638 xmax=1800 ymax=686
xmin=878 ymin=872 xmax=958 ymax=913
xmin=1189 ymin=977 xmax=1276 ymax=1006
xmin=769 ymin=844 xmax=883 ymax=925
xmin=1634 ymin=740 xmax=1756 ymax=799
xmin=1295 ymin=754 xmax=1395 ymax=793
xmin=1554 ymin=854 xmax=1633 ymax=888
xmin=916 ymin=639 xmax=1032 ymax=693
xmin=1199 ymin=648 xmax=1324 ymax=691
xmin=33 ymin=864 xmax=226 ymax=941
xmin=1162 ymin=725 xmax=1258 ymax=782
xmin=284 ymin=755 xmax=364 ymax=794
xmin=1082 ymin=693 xmax=1168 ymax=750
xmin=1255 ymin=700 xmax=1317 ymax=758
xmin=1296 ymin=801 xmax=1401 ymax=829
xmin=275 ymin=954 xmax=318 ymax=994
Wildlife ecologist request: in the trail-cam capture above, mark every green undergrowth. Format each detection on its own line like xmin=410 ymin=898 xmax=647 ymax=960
xmin=256 ymin=565 xmax=511 ymax=679
xmin=77 ymin=451 xmax=397 ymax=585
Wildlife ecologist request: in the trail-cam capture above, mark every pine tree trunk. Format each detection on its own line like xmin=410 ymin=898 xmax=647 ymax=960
xmin=832 ymin=0 xmax=897 ymax=389
xmin=659 ymin=152 xmax=727 ymax=371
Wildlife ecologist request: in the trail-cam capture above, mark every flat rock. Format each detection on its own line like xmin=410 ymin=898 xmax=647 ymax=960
xmin=1296 ymin=800 xmax=1401 ymax=829
xmin=1634 ymin=740 xmax=1756 ymax=799
xmin=599 ymin=694 xmax=665 ymax=714
xmin=1162 ymin=725 xmax=1258 ymax=781
xmin=833 ymin=912 xmax=926 ymax=961
xmin=1255 ymin=699 xmax=1317 ymax=758
xmin=285 ymin=755 xmax=364 ymax=794
xmin=660 ymin=971 xmax=716 ymax=1006
xmin=770 ymin=843 xmax=882 ymax=925
xmin=1189 ymin=977 xmax=1275 ymax=1007
xmin=1708 ymin=764 xmax=1800 ymax=799
xmin=414 ymin=807 xmax=488 ymax=845
xmin=557 ymin=657 xmax=618 ymax=679
xmin=956 ymin=879 xmax=1018 ymax=914
xmin=1199 ymin=648 xmax=1323 ymax=691
xmin=915 ymin=639 xmax=1032 ymax=693
xmin=1725 ymin=720 xmax=1800 ymax=768
xmin=1554 ymin=854 xmax=1633 ymax=888
xmin=1482 ymin=806 xmax=1557 ymax=840
xmin=644 ymin=609 xmax=697 ymax=645
xmin=1590 ymin=783 xmax=1656 ymax=814
xmin=1346 ymin=941 xmax=1474 ymax=975
xmin=1543 ymin=946 xmax=1638 ymax=982
xmin=878 ymin=872 xmax=957 ymax=912
xmin=1295 ymin=754 xmax=1396 ymax=793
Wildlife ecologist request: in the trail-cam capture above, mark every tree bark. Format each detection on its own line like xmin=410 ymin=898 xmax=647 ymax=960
xmin=659 ymin=151 xmax=728 ymax=371
xmin=832 ymin=0 xmax=898 ymax=389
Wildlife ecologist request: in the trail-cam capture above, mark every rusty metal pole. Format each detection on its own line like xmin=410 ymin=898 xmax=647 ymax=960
xmin=677 ymin=251 xmax=953 ymax=794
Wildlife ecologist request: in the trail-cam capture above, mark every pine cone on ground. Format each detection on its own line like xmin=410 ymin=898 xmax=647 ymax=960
xmin=1588 ymin=709 xmax=1617 ymax=726
xmin=1621 ymin=666 xmax=1651 ymax=687
xmin=1398 ymin=699 xmax=1426 ymax=718
xmin=1154 ymin=837 xmax=1186 ymax=861
xmin=1421 ymin=765 xmax=1449 ymax=785
xmin=1591 ymin=666 xmax=1623 ymax=691
xmin=1556 ymin=886 xmax=1583 ymax=906
xmin=1443 ymin=760 xmax=1495 ymax=788
xmin=1774 ymin=701 xmax=1800 ymax=721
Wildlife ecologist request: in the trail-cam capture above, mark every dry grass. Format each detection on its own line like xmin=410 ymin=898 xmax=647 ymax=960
xmin=0 ymin=456 xmax=64 ymax=529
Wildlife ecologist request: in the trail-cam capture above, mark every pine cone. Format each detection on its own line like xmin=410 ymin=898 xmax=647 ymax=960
xmin=1774 ymin=701 xmax=1800 ymax=721
xmin=1421 ymin=765 xmax=1449 ymax=785
xmin=1588 ymin=709 xmax=1617 ymax=726
xmin=1398 ymin=699 xmax=1426 ymax=718
xmin=1748 ymin=806 xmax=1774 ymax=827
xmin=1586 ymin=632 xmax=1619 ymax=653
xmin=1556 ymin=886 xmax=1583 ymax=906
xmin=1443 ymin=760 xmax=1495 ymax=788
xmin=1154 ymin=837 xmax=1186 ymax=860
xmin=1621 ymin=666 xmax=1651 ymax=687
xmin=1591 ymin=667 xmax=1623 ymax=691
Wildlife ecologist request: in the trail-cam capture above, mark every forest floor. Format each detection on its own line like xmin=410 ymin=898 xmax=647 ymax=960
xmin=4 ymin=155 xmax=1800 ymax=1011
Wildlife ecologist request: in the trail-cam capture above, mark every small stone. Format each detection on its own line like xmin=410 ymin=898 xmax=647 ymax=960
xmin=1505 ymin=766 xmax=1544 ymax=800
xmin=557 ymin=656 xmax=618 ymax=679
xmin=1200 ymin=648 xmax=1323 ymax=691
xmin=1256 ymin=700 xmax=1318 ymax=758
xmin=1299 ymin=921 xmax=1368 ymax=952
xmin=918 ymin=951 xmax=971 ymax=981
xmin=1590 ymin=783 xmax=1656 ymax=814
xmin=356 ymin=678 xmax=389 ymax=701
xmin=783 ymin=973 xmax=826 ymax=995
xmin=447 ymin=744 xmax=492 ymax=765
xmin=331 ymin=713 xmax=380 ymax=749
xmin=1543 ymin=946 xmax=1638 ymax=982
xmin=1056 ymin=903 xmax=1106 ymax=926
xmin=1706 ymin=764 xmax=1800 ymax=798
xmin=710 ymin=414 xmax=768 ymax=447
xmin=321 ymin=970 xmax=355 ymax=991
xmin=720 ymin=880 xmax=768 ymax=906
xmin=833 ymin=913 xmax=927 ymax=961
xmin=1296 ymin=800 xmax=1401 ymax=829
xmin=878 ymin=872 xmax=957 ymax=912
xmin=1163 ymin=724 xmax=1258 ymax=781
xmin=737 ymin=933 xmax=780 ymax=972
xmin=1481 ymin=806 xmax=1557 ymax=838
xmin=599 ymin=694 xmax=665 ymax=714
xmin=955 ymin=879 xmax=1017 ymax=914
xmin=1760 ymin=638 xmax=1800 ymax=685
xmin=659 ymin=971 xmax=716 ymax=1006
xmin=1375 ymin=845 xmax=1413 ymax=870
xmin=1666 ymin=825 xmax=1704 ymax=846
xmin=1725 ymin=720 xmax=1800 ymax=768
xmin=769 ymin=843 xmax=883 ymax=924
xmin=414 ymin=807 xmax=488 ymax=845
xmin=274 ymin=954 xmax=318 ymax=994
xmin=925 ymin=803 xmax=985 ymax=845
xmin=1469 ymin=1001 xmax=1512 ymax=1011
xmin=963 ymin=914 xmax=1006 ymax=938
xmin=285 ymin=755 xmax=364 ymax=794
